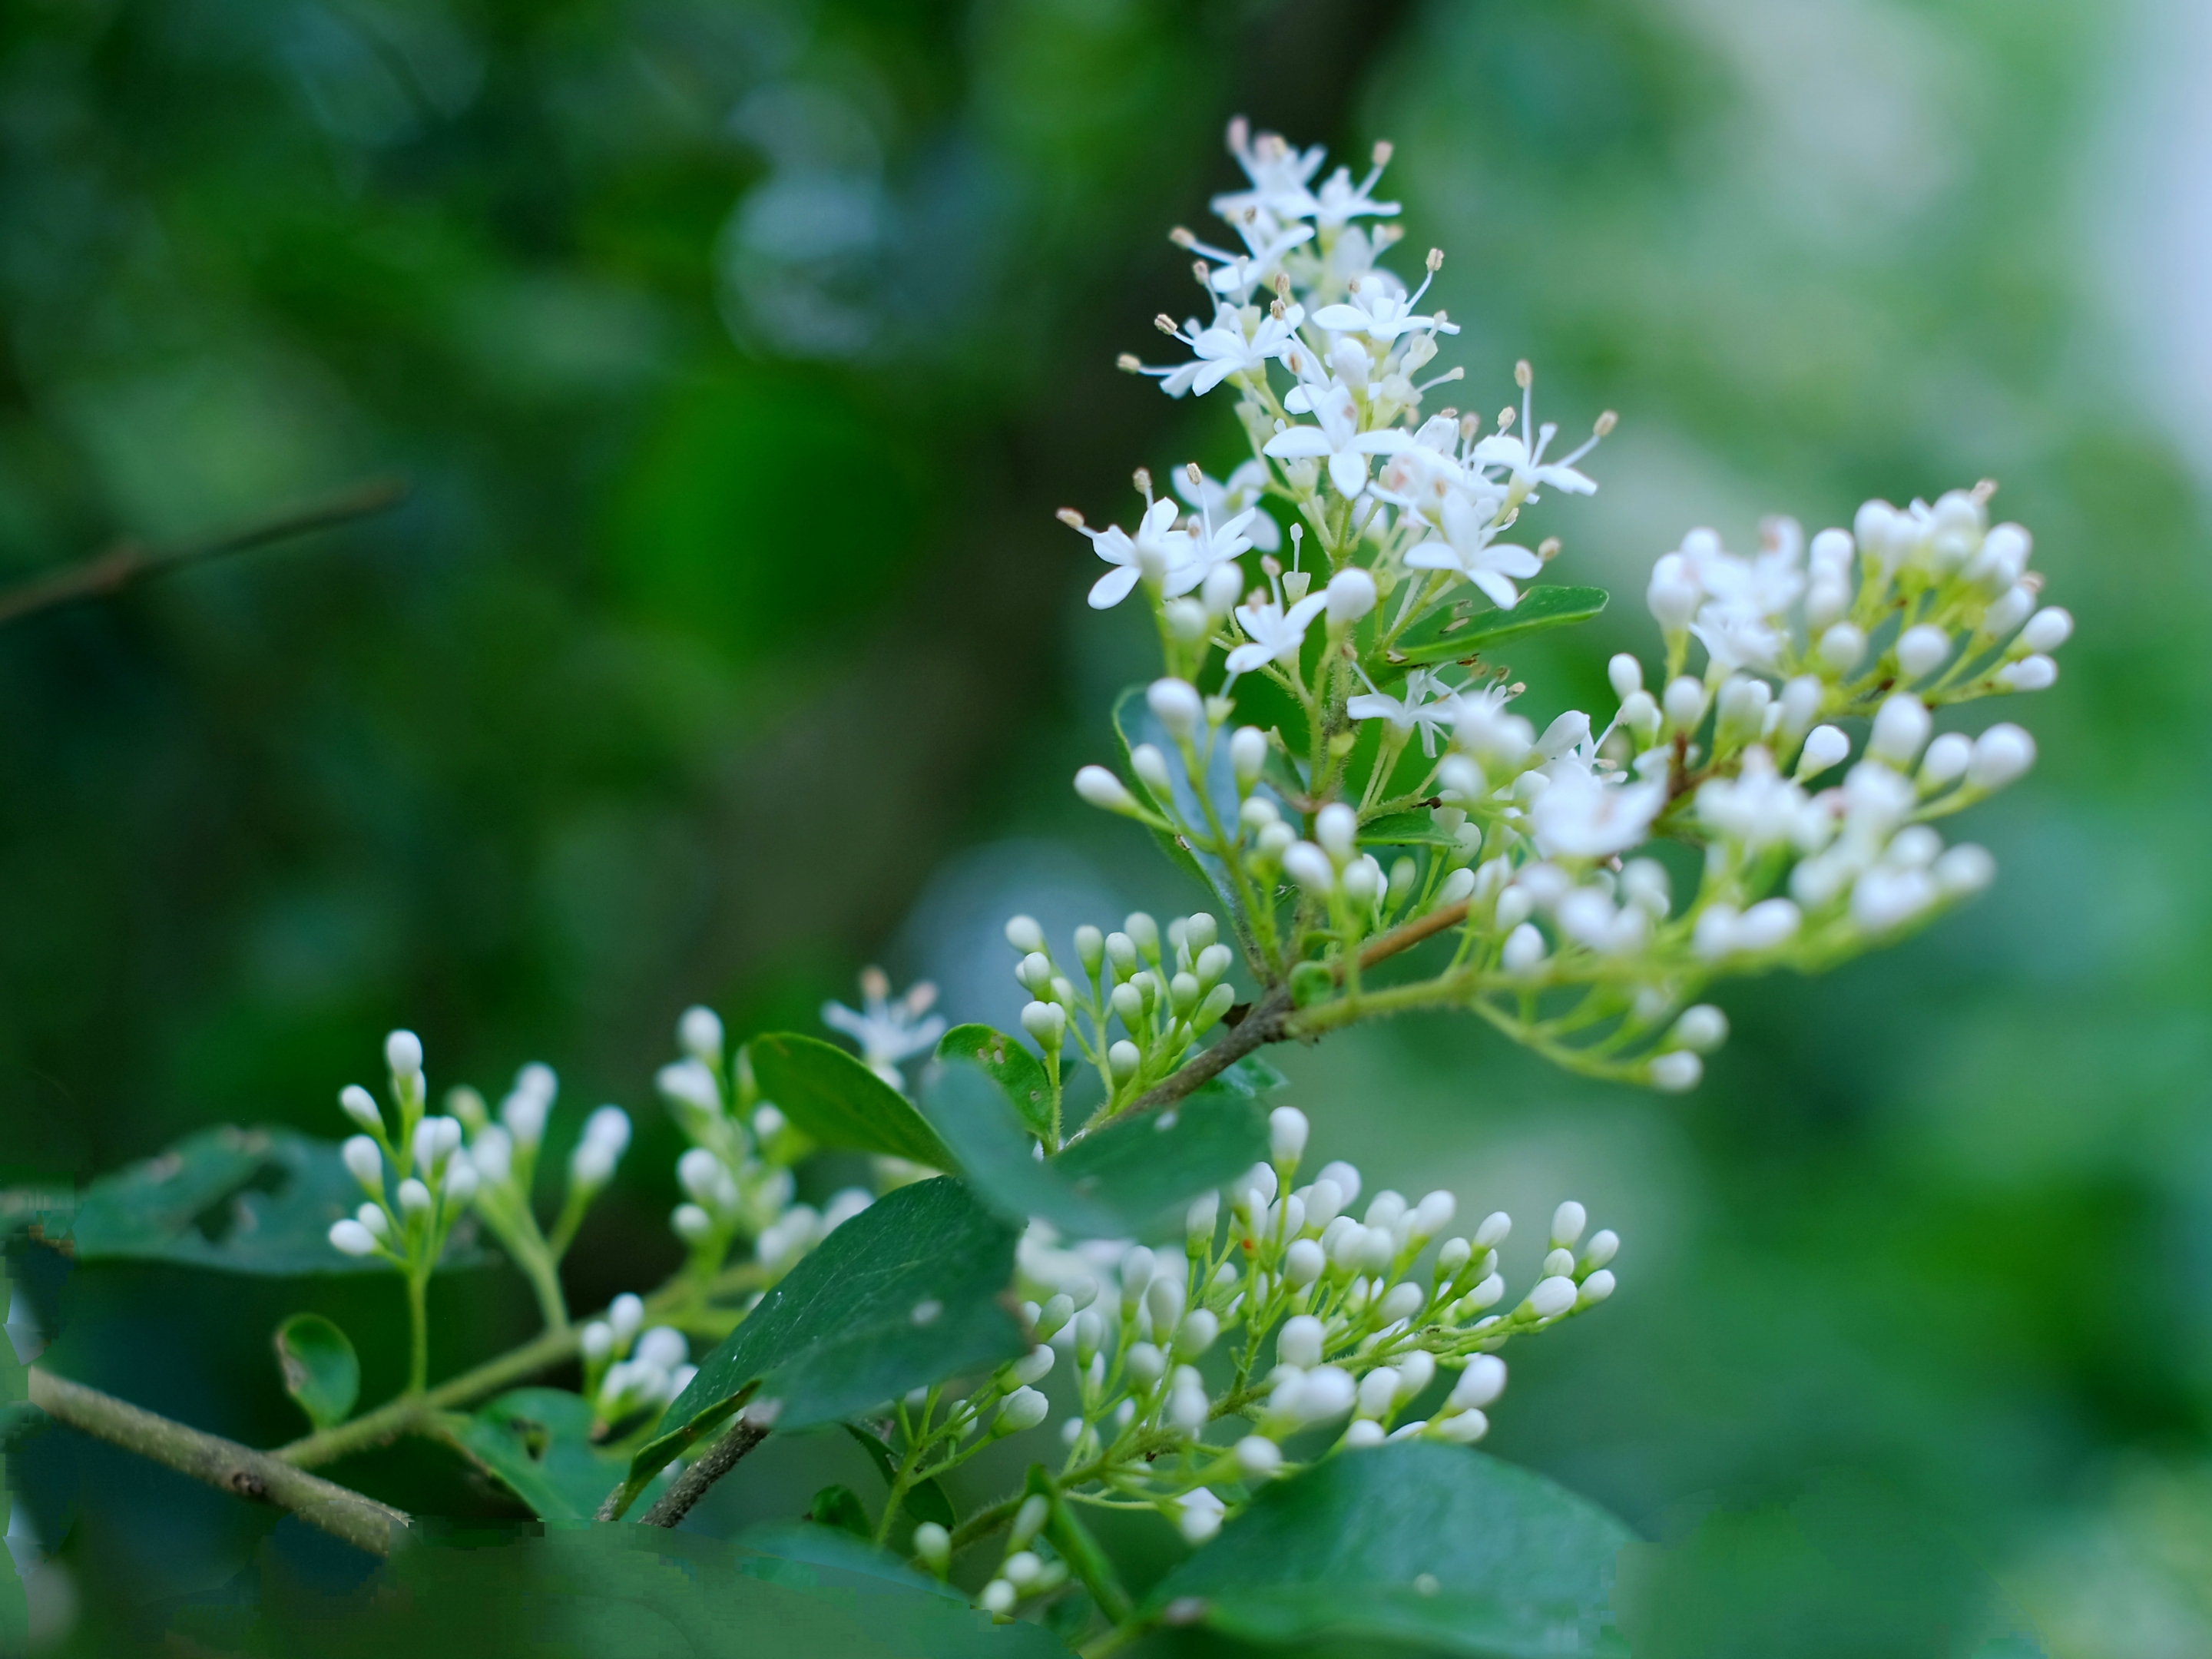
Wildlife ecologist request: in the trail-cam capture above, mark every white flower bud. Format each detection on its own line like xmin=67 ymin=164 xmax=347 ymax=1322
xmin=1202 ymin=559 xmax=1244 ymax=616
xmin=2020 ymin=606 xmax=2072 ymax=654
xmin=979 ymin=1579 xmax=1015 ymax=1614
xmin=1174 ymin=1309 xmax=1220 ymax=1358
xmin=1108 ymin=1040 xmax=1141 ymax=1081
xmin=1647 ymin=563 xmax=1700 ymax=634
xmin=1075 ymin=765 xmax=1137 ymax=813
xmin=1185 ymin=1192 xmax=1218 ymax=1250
xmin=1527 ymin=1275 xmax=1578 ymax=1319
xmin=356 ymin=1202 xmax=389 ymax=1237
xmin=1326 ymin=567 xmax=1376 ymax=624
xmin=1474 ymin=1210 xmax=1511 ymax=1249
xmin=1378 ymin=1282 xmax=1425 ymax=1323
xmin=1583 ymin=1229 xmax=1621 ymax=1270
xmin=677 ymin=1005 xmax=723 ymax=1065
xmin=913 ymin=1522 xmax=951 ymax=1575
xmin=1935 ymin=843 xmax=1996 ymax=896
xmin=385 ymin=1029 xmax=423 ymax=1083
xmin=1357 ymin=1367 xmax=1400 ymax=1419
xmin=339 ymin=1084 xmax=383 ymax=1134
xmin=342 ymin=1135 xmax=384 ymax=1192
xmin=1005 ymin=915 xmax=1046 ymax=955
xmin=1283 ymin=841 xmax=1336 ymax=892
xmin=635 ymin=1326 xmax=687 ymax=1370
xmin=1983 ymin=583 xmax=2035 ymax=637
xmin=1437 ymin=1237 xmax=1472 ymax=1278
xmin=443 ymin=1157 xmax=478 ymax=1207
xmin=1451 ymin=1353 xmax=1508 ymax=1410
xmin=397 ymin=1178 xmax=432 ymax=1217
xmin=1464 ymin=1273 xmax=1505 ymax=1310
xmin=1012 ymin=1346 xmax=1055 ymax=1386
xmin=1816 ymin=622 xmax=1867 ymax=674
xmin=328 ymin=1219 xmax=379 ymax=1257
xmin=1131 ymin=743 xmax=1174 ymax=795
xmin=1501 ymin=923 xmax=1545 ymax=974
xmin=1073 ymin=1309 xmax=1104 ymax=1366
xmin=1146 ymin=1274 xmax=1187 ymax=1339
xmin=1176 ymin=1488 xmax=1226 ymax=1543
xmin=1277 ymin=1313 xmax=1324 ymax=1369
xmin=1434 ymin=1408 xmax=1490 ymax=1442
xmin=1340 ymin=857 xmax=1380 ymax=905
xmin=1267 ymin=1106 xmax=1310 ymax=1169
xmin=579 ymin=1321 xmax=614 ymax=1362
xmin=1230 ymin=725 xmax=1268 ymax=790
xmin=1125 ymin=912 xmax=1159 ymax=953
xmin=608 ymin=1293 xmax=644 ymax=1342
xmin=1919 ymin=732 xmax=1972 ymax=787
xmin=1578 ymin=1270 xmax=1617 ymax=1305
xmin=1996 ymin=654 xmax=2057 ymax=691
xmin=1339 ymin=1418 xmax=1386 ymax=1449
xmin=1967 ymin=724 xmax=2035 ymax=790
xmin=1411 ymin=1190 xmax=1455 ymax=1240
xmin=1895 ymin=625 xmax=1951 ymax=680
xmin=1035 ymin=1293 xmax=1075 ymax=1342
xmin=1607 ymin=654 xmax=1644 ymax=700
xmin=1120 ymin=1244 xmax=1156 ymax=1306
xmin=1867 ymin=695 xmax=1931 ymax=767
xmin=1649 ymin=1051 xmax=1703 ymax=1091
xmin=1436 ymin=753 xmax=1485 ymax=803
xmin=1284 ymin=1237 xmax=1326 ymax=1286
xmin=1314 ymin=803 xmax=1357 ymax=863
xmin=672 ymin=1203 xmax=714 ymax=1243
xmin=1661 ymin=676 xmax=1708 ymax=732
xmin=1017 ymin=1001 xmax=1065 ymax=1051
xmin=1235 ymin=1435 xmax=1283 ymax=1477
xmin=1674 ymin=1005 xmax=1728 ymax=1053
xmin=1147 ymin=677 xmax=1205 ymax=740
xmin=994 ymin=1386 xmax=1049 ymax=1435
xmin=1195 ymin=942 xmax=1233 ymax=985
xmin=1548 ymin=1201 xmax=1586 ymax=1249
xmin=1797 ymin=724 xmax=1850 ymax=777
xmin=1397 ymin=1350 xmax=1435 ymax=1399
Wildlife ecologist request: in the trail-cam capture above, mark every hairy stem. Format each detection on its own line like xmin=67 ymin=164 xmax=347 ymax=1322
xmin=27 ymin=1368 xmax=407 ymax=1557
xmin=631 ymin=1419 xmax=770 ymax=1528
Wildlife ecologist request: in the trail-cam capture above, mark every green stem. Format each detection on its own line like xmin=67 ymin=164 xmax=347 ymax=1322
xmin=405 ymin=1267 xmax=429 ymax=1396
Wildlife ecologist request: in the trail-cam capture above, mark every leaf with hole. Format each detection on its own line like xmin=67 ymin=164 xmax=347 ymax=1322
xmin=450 ymin=1388 xmax=671 ymax=1522
xmin=1144 ymin=1442 xmax=1634 ymax=1656
xmin=1389 ymin=584 xmax=1610 ymax=669
xmin=749 ymin=1034 xmax=952 ymax=1167
xmin=273 ymin=1313 xmax=359 ymax=1429
xmin=923 ymin=1060 xmax=1270 ymax=1240
xmin=935 ymin=1025 xmax=1053 ymax=1141
xmin=614 ymin=1177 xmax=1025 ymax=1517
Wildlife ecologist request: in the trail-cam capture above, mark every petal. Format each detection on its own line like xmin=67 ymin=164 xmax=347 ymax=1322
xmin=1471 ymin=571 xmax=1520 ymax=610
xmin=1088 ymin=566 xmax=1141 ymax=609
xmin=1538 ymin=464 xmax=1598 ymax=496
xmin=1488 ymin=544 xmax=1544 ymax=578
xmin=1310 ymin=303 xmax=1369 ymax=331
xmin=1327 ymin=449 xmax=1369 ymax=498
xmin=1403 ymin=541 xmax=1459 ymax=573
xmin=1353 ymin=430 xmax=1413 ymax=455
xmin=1263 ymin=428 xmax=1334 ymax=459
xmin=1286 ymin=591 xmax=1330 ymax=628
xmin=1224 ymin=642 xmax=1273 ymax=674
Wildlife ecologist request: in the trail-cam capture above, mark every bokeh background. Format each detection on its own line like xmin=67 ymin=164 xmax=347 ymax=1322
xmin=5 ymin=0 xmax=2211 ymax=1651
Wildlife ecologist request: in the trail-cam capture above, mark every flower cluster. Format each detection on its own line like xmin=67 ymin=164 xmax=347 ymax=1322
xmin=1042 ymin=121 xmax=2065 ymax=1091
xmin=578 ymin=1293 xmax=697 ymax=1431
xmin=868 ymin=1106 xmax=1614 ymax=1615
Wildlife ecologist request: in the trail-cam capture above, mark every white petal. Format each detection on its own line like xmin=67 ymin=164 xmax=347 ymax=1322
xmin=1088 ymin=566 xmax=1141 ymax=610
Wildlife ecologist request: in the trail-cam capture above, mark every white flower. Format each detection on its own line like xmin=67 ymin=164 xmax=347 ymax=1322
xmin=1190 ymin=215 xmax=1317 ymax=302
xmin=1310 ymin=270 xmax=1456 ymax=344
xmin=1309 ymin=151 xmax=1400 ymax=230
xmin=1227 ymin=576 xmax=1329 ymax=675
xmin=1528 ymin=761 xmax=1665 ymax=859
xmin=1470 ymin=392 xmax=1600 ymax=505
xmin=1404 ymin=490 xmax=1543 ymax=610
xmin=1262 ymin=381 xmax=1412 ymax=498
xmin=1143 ymin=302 xmax=1305 ymax=398
xmin=1346 ymin=667 xmax=1457 ymax=757
xmin=1176 ymin=460 xmax=1280 ymax=551
xmin=1070 ymin=498 xmax=1197 ymax=610
xmin=1211 ymin=120 xmax=1326 ymax=224
xmin=822 ymin=968 xmax=945 ymax=1086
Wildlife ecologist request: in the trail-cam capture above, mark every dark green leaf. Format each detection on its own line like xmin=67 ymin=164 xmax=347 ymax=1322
xmin=936 ymin=1025 xmax=1054 ymax=1140
xmin=808 ymin=1483 xmax=873 ymax=1538
xmin=273 ymin=1313 xmax=359 ymax=1429
xmin=451 ymin=1388 xmax=671 ymax=1522
xmin=750 ymin=1033 xmax=953 ymax=1168
xmin=924 ymin=1061 xmax=1270 ymax=1240
xmin=1144 ymin=1442 xmax=1635 ymax=1657
xmin=1359 ymin=808 xmax=1461 ymax=847
xmin=45 ymin=1125 xmax=482 ymax=1277
xmin=620 ymin=1177 xmax=1025 ymax=1515
xmin=843 ymin=1421 xmax=959 ymax=1528
xmin=161 ymin=1520 xmax=1071 ymax=1657
xmin=1390 ymin=584 xmax=1610 ymax=668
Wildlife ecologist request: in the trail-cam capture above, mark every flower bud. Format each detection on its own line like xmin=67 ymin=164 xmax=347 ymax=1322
xmin=579 ymin=1321 xmax=614 ymax=1362
xmin=356 ymin=1202 xmax=389 ymax=1238
xmin=1997 ymin=654 xmax=2058 ymax=690
xmin=1919 ymin=732 xmax=1972 ymax=788
xmin=1147 ymin=677 xmax=1205 ymax=740
xmin=913 ymin=1522 xmax=951 ymax=1575
xmin=1796 ymin=724 xmax=1849 ymax=778
xmin=1146 ymin=1274 xmax=1187 ymax=1339
xmin=1339 ymin=857 xmax=1380 ymax=905
xmin=1452 ymin=1354 xmax=1508 ymax=1412
xmin=1411 ymin=1190 xmax=1455 ymax=1240
xmin=1073 ymin=1309 xmax=1104 ymax=1366
xmin=1967 ymin=724 xmax=2035 ymax=790
xmin=1075 ymin=766 xmax=1137 ymax=813
xmin=1326 ymin=567 xmax=1376 ymax=624
xmin=608 ymin=1293 xmax=644 ymax=1342
xmin=1283 ymin=841 xmax=1336 ymax=892
xmin=1234 ymin=1435 xmax=1283 ymax=1477
xmin=443 ymin=1157 xmax=478 ymax=1206
xmin=1606 ymin=653 xmax=1644 ymax=701
xmin=1177 ymin=1488 xmax=1226 ymax=1543
xmin=339 ymin=1084 xmax=383 ymax=1134
xmin=1266 ymin=1106 xmax=1310 ymax=1169
xmin=328 ymin=1218 xmax=379 ymax=1257
xmin=1020 ymin=1002 xmax=1067 ymax=1048
xmin=1501 ymin=923 xmax=1545 ymax=974
xmin=993 ymin=1386 xmax=1049 ymax=1435
xmin=1195 ymin=943 xmax=1233 ymax=986
xmin=1816 ymin=622 xmax=1867 ymax=674
xmin=2020 ymin=606 xmax=2072 ymax=653
xmin=1935 ymin=843 xmax=1996 ymax=896
xmin=1867 ymin=694 xmax=1932 ymax=767
xmin=1984 ymin=583 xmax=2035 ymax=637
xmin=1357 ymin=1368 xmax=1400 ymax=1419
xmin=1378 ymin=1282 xmax=1425 ymax=1323
xmin=1526 ymin=1275 xmax=1578 ymax=1319
xmin=1674 ymin=1004 xmax=1727 ymax=1053
xmin=342 ymin=1135 xmax=384 ymax=1192
xmin=385 ymin=1029 xmax=423 ymax=1084
xmin=1125 ymin=911 xmax=1159 ymax=953
xmin=1661 ymin=676 xmax=1707 ymax=732
xmin=1012 ymin=1346 xmax=1055 ymax=1386
xmin=979 ymin=1578 xmax=1015 ymax=1614
xmin=1583 ymin=1228 xmax=1621 ymax=1270
xmin=672 ymin=1203 xmax=713 ymax=1243
xmin=1649 ymin=1050 xmax=1703 ymax=1091
xmin=1647 ymin=560 xmax=1700 ymax=634
xmin=1230 ymin=725 xmax=1268 ymax=790
xmin=1202 ymin=559 xmax=1244 ymax=615
xmin=1131 ymin=743 xmax=1174 ymax=795
xmin=1174 ymin=1309 xmax=1220 ymax=1358
xmin=1890 ymin=624 xmax=1947 ymax=680
xmin=1578 ymin=1270 xmax=1616 ymax=1304
xmin=1108 ymin=1040 xmax=1141 ymax=1081
xmin=1284 ymin=1237 xmax=1326 ymax=1286
xmin=1314 ymin=803 xmax=1357 ymax=863
xmin=397 ymin=1178 xmax=432 ymax=1217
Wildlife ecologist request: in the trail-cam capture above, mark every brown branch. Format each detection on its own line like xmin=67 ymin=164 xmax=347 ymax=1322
xmin=623 ymin=1419 xmax=770 ymax=1528
xmin=26 ymin=1368 xmax=407 ymax=1557
xmin=0 ymin=475 xmax=408 ymax=628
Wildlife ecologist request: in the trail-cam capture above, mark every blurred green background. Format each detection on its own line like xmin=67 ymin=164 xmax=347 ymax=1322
xmin=5 ymin=0 xmax=2210 ymax=1651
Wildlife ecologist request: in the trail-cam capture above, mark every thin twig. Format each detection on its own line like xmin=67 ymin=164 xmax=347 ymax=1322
xmin=0 ymin=475 xmax=408 ymax=628
xmin=26 ymin=1368 xmax=406 ymax=1557
xmin=628 ymin=1419 xmax=770 ymax=1528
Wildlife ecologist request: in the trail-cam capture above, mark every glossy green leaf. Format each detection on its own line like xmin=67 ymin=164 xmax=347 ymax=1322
xmin=924 ymin=1060 xmax=1270 ymax=1240
xmin=1359 ymin=808 xmax=1461 ymax=847
xmin=1390 ymin=584 xmax=1610 ymax=668
xmin=750 ymin=1033 xmax=952 ymax=1168
xmin=273 ymin=1313 xmax=359 ymax=1429
xmin=451 ymin=1388 xmax=672 ymax=1522
xmin=936 ymin=1025 xmax=1054 ymax=1140
xmin=38 ymin=1125 xmax=481 ymax=1277
xmin=161 ymin=1519 xmax=1071 ymax=1657
xmin=843 ymin=1421 xmax=958 ymax=1528
xmin=1144 ymin=1442 xmax=1635 ymax=1656
xmin=618 ymin=1177 xmax=1025 ymax=1515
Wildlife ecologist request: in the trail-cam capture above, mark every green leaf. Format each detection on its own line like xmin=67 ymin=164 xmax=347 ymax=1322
xmin=749 ymin=1033 xmax=953 ymax=1168
xmin=1359 ymin=808 xmax=1462 ymax=847
xmin=273 ymin=1313 xmax=359 ymax=1429
xmin=1025 ymin=1465 xmax=1131 ymax=1625
xmin=161 ymin=1520 xmax=1071 ymax=1657
xmin=38 ymin=1125 xmax=482 ymax=1277
xmin=808 ymin=1483 xmax=873 ymax=1538
xmin=1390 ymin=584 xmax=1610 ymax=668
xmin=618 ymin=1177 xmax=1025 ymax=1515
xmin=451 ymin=1388 xmax=672 ymax=1522
xmin=1144 ymin=1442 xmax=1635 ymax=1657
xmin=923 ymin=1061 xmax=1270 ymax=1240
xmin=843 ymin=1421 xmax=958 ymax=1528
xmin=935 ymin=1025 xmax=1054 ymax=1140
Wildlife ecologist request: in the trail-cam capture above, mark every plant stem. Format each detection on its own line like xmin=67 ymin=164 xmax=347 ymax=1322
xmin=633 ymin=1419 xmax=769 ymax=1528
xmin=26 ymin=1368 xmax=408 ymax=1557
xmin=405 ymin=1269 xmax=430 ymax=1396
